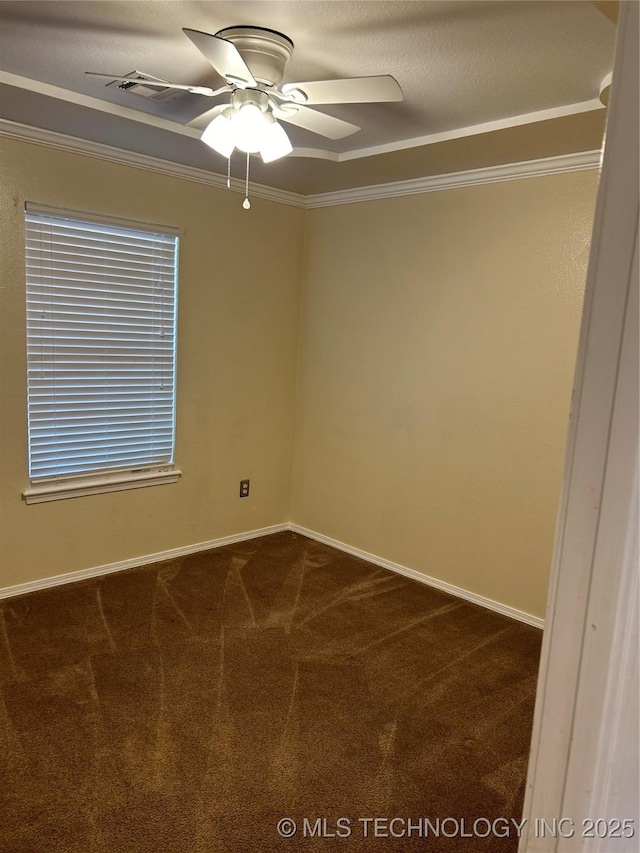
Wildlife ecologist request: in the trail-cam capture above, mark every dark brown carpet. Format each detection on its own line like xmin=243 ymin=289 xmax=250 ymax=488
xmin=0 ymin=531 xmax=541 ymax=852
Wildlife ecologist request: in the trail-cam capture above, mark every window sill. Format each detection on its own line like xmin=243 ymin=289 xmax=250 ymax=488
xmin=23 ymin=468 xmax=182 ymax=504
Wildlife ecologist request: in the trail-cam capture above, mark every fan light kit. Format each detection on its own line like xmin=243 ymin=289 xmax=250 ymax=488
xmin=86 ymin=25 xmax=403 ymax=208
xmin=202 ymin=89 xmax=293 ymax=162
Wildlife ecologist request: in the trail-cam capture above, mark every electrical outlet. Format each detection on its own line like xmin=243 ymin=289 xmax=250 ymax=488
xmin=239 ymin=479 xmax=250 ymax=498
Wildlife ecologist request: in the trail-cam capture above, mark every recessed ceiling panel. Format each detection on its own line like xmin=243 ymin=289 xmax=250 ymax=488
xmin=0 ymin=1 xmax=616 ymax=193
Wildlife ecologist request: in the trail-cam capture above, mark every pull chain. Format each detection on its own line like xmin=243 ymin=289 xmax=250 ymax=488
xmin=226 ymin=155 xmax=231 ymax=190
xmin=243 ymin=152 xmax=251 ymax=210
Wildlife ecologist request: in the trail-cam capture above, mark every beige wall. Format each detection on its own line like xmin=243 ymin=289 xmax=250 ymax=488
xmin=0 ymin=139 xmax=598 ymax=618
xmin=291 ymin=172 xmax=598 ymax=619
xmin=0 ymin=139 xmax=304 ymax=589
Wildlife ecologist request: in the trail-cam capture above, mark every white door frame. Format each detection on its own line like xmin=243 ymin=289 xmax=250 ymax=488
xmin=519 ymin=3 xmax=639 ymax=851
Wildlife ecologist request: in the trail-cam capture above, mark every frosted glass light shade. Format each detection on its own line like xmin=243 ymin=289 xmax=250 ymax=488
xmin=260 ymin=121 xmax=293 ymax=163
xmin=201 ymin=114 xmax=235 ymax=158
xmin=200 ymin=103 xmax=293 ymax=163
xmin=232 ymin=105 xmax=265 ymax=153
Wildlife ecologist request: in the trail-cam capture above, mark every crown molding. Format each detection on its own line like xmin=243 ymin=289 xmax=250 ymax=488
xmin=0 ymin=118 xmax=601 ymax=209
xmin=0 ymin=118 xmax=306 ymax=208
xmin=305 ymin=149 xmax=602 ymax=208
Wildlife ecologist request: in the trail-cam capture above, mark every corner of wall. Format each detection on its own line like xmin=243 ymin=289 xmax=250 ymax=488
xmin=287 ymin=205 xmax=311 ymax=525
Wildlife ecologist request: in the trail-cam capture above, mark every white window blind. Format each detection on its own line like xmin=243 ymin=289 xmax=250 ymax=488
xmin=24 ymin=204 xmax=179 ymax=500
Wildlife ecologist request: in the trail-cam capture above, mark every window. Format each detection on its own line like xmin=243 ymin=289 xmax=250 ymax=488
xmin=23 ymin=203 xmax=180 ymax=503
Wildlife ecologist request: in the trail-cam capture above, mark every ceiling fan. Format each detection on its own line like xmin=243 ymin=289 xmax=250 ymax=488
xmin=86 ymin=25 xmax=404 ymax=165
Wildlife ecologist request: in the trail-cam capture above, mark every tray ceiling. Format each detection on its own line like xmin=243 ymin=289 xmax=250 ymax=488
xmin=0 ymin=1 xmax=617 ymax=195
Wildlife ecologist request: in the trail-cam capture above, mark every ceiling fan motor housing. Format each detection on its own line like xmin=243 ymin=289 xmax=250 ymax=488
xmin=230 ymin=88 xmax=269 ymax=113
xmin=215 ymin=26 xmax=294 ymax=88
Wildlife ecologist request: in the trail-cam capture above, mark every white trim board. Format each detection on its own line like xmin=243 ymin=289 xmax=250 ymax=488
xmin=306 ymin=150 xmax=601 ymax=208
xmin=0 ymin=120 xmax=306 ymax=209
xmin=0 ymin=523 xmax=289 ymax=600
xmin=0 ymin=520 xmax=544 ymax=628
xmin=289 ymin=524 xmax=544 ymax=629
xmin=0 ymin=119 xmax=600 ymax=210
xmin=0 ymin=69 xmax=604 ymax=165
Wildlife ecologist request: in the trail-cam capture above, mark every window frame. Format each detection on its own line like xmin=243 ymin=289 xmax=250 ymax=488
xmin=22 ymin=203 xmax=181 ymax=504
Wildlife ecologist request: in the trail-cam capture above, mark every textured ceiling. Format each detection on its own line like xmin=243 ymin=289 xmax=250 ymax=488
xmin=0 ymin=1 xmax=617 ymax=194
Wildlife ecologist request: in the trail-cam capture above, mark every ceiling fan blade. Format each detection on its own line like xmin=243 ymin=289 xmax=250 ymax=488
xmin=273 ymin=104 xmax=360 ymax=140
xmin=281 ymin=75 xmax=403 ymax=105
xmin=186 ymin=104 xmax=227 ymax=130
xmin=182 ymin=28 xmax=257 ymax=88
xmin=84 ymin=72 xmax=224 ymax=97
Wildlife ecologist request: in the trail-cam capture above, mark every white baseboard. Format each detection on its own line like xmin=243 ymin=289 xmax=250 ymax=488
xmin=0 ymin=521 xmax=544 ymax=628
xmin=289 ymin=523 xmax=545 ymax=629
xmin=0 ymin=523 xmax=289 ymax=600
